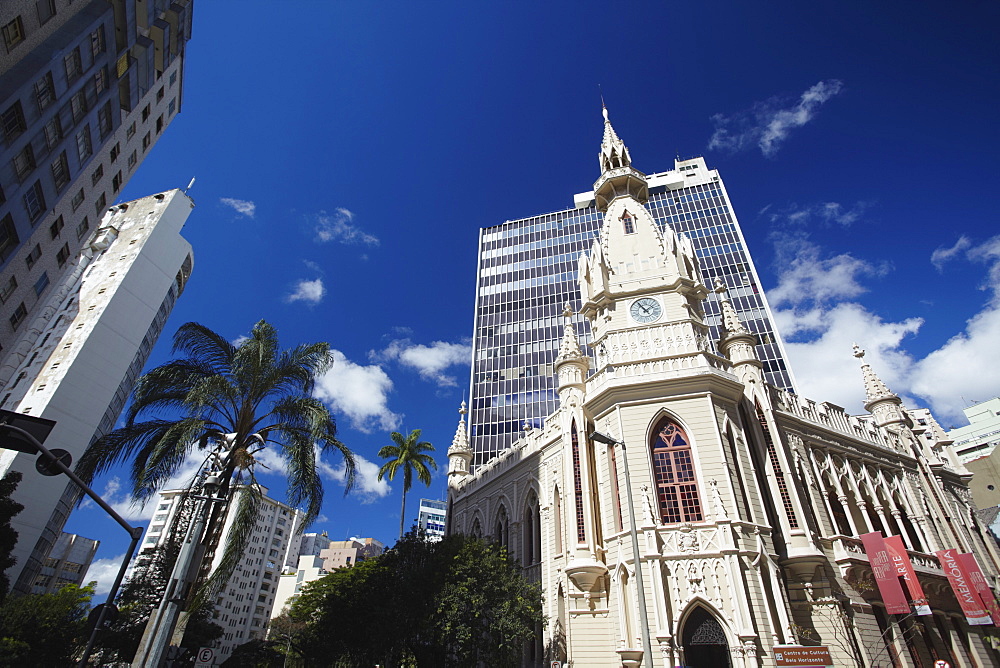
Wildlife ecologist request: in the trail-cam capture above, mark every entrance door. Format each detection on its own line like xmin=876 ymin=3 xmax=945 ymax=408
xmin=681 ymin=607 xmax=731 ymax=668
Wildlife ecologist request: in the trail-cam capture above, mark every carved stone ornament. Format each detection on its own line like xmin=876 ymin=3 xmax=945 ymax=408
xmin=640 ymin=483 xmax=658 ymax=526
xmin=680 ymin=531 xmax=700 ymax=553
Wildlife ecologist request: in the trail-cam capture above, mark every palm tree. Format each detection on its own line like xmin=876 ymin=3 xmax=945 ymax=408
xmin=377 ymin=430 xmax=437 ymax=539
xmin=76 ymin=320 xmax=355 ymax=608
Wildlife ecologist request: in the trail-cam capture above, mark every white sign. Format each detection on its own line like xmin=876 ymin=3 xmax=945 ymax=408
xmin=194 ymin=646 xmax=215 ymax=667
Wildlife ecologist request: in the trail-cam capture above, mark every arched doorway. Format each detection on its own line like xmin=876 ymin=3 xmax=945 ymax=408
xmin=681 ymin=607 xmax=731 ymax=668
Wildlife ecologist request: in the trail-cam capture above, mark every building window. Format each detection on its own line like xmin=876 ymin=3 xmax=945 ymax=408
xmin=64 ymin=47 xmax=83 ymax=82
xmin=56 ymin=243 xmax=69 ymax=267
xmin=70 ymin=90 xmax=88 ymax=123
xmin=71 ymin=189 xmax=85 ymax=211
xmin=49 ymin=216 xmax=64 ymax=240
xmin=126 ymin=122 xmax=136 ymax=140
xmin=9 ymin=302 xmax=27 ymax=330
xmin=141 ymin=105 xmax=151 ymax=122
xmin=168 ymin=98 xmax=176 ymax=116
xmin=89 ymin=26 xmax=105 ymax=57
xmin=51 ymin=152 xmax=70 ymax=191
xmin=76 ymin=126 xmax=92 ymax=161
xmin=43 ymin=115 xmax=62 ymax=150
xmin=156 ymin=115 xmax=164 ymax=134
xmin=142 ymin=132 xmax=151 ymax=151
xmin=23 ymin=182 xmax=46 ymax=222
xmin=34 ymin=72 xmax=55 ymax=111
xmin=2 ymin=17 xmax=25 ymax=52
xmin=0 ymin=277 xmax=16 ymax=304
xmin=1 ymin=102 xmax=26 ymax=142
xmin=36 ymin=1 xmax=57 ymax=25
xmin=13 ymin=144 xmax=36 ymax=181
xmin=570 ymin=421 xmax=586 ymax=543
xmin=650 ymin=417 xmax=703 ymax=524
xmin=76 ymin=217 xmax=89 ymax=240
xmin=156 ymin=87 xmax=164 ymax=102
xmin=94 ymin=67 xmax=108 ymax=94
xmin=621 ymin=211 xmax=636 ymax=234
xmin=25 ymin=244 xmax=42 ymax=269
xmin=112 ymin=170 xmax=122 ymax=192
xmin=109 ymin=143 xmax=120 ymax=163
xmin=94 ymin=192 xmax=106 ymax=214
xmin=33 ymin=272 xmax=49 ymax=296
xmin=91 ymin=164 xmax=104 ymax=186
xmin=127 ymin=150 xmax=137 ymax=170
xmin=98 ymin=102 xmax=112 ymax=138
xmin=0 ymin=215 xmax=19 ymax=263
xmin=169 ymin=71 xmax=177 ymax=86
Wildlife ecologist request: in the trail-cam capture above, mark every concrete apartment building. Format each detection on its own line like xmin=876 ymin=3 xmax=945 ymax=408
xmin=142 ymin=484 xmax=304 ymax=663
xmin=0 ymin=0 xmax=193 ymax=371
xmin=0 ymin=188 xmax=193 ymax=595
xmin=32 ymin=530 xmax=98 ymax=594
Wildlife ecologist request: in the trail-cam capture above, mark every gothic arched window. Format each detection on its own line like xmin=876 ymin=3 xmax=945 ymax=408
xmin=495 ymin=504 xmax=510 ymax=548
xmin=650 ymin=418 xmax=703 ymax=524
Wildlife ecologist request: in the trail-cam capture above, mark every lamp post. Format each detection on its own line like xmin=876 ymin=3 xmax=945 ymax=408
xmin=591 ymin=430 xmax=655 ymax=667
xmin=0 ymin=414 xmax=145 ymax=668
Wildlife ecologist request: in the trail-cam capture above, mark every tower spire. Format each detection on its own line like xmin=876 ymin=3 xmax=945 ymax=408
xmin=715 ymin=279 xmax=762 ymax=384
xmin=592 ymin=105 xmax=647 ymax=211
xmin=852 ymin=344 xmax=897 ymax=406
xmin=447 ymin=401 xmax=473 ymax=484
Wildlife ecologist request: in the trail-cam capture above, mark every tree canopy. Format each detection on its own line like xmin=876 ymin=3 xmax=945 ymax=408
xmin=0 ymin=583 xmax=93 ymax=666
xmin=377 ymin=429 xmax=437 ymax=538
xmin=288 ymin=532 xmax=543 ymax=667
xmin=0 ymin=472 xmax=24 ymax=603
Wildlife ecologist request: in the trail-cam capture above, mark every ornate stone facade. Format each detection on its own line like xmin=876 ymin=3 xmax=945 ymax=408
xmin=447 ymin=109 xmax=1000 ymax=667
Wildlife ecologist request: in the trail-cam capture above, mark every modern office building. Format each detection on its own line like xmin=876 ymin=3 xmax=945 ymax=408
xmin=142 ymin=483 xmax=304 ymax=663
xmin=32 ymin=530 xmax=98 ymax=594
xmin=448 ymin=110 xmax=1000 ymax=668
xmin=0 ymin=0 xmax=193 ymax=369
xmin=948 ymin=398 xmax=1000 ymax=464
xmin=469 ymin=117 xmax=793 ymax=465
xmin=417 ymin=498 xmax=446 ymax=541
xmin=0 ymin=188 xmax=193 ymax=595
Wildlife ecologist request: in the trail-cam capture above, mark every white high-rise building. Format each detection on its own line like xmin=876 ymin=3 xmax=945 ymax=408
xmin=33 ymin=531 xmax=99 ymax=594
xmin=0 ymin=188 xmax=193 ymax=595
xmin=417 ymin=498 xmax=446 ymax=541
xmin=141 ymin=484 xmax=304 ymax=662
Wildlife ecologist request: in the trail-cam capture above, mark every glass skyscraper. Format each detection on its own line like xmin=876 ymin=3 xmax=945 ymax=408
xmin=469 ymin=156 xmax=795 ymax=466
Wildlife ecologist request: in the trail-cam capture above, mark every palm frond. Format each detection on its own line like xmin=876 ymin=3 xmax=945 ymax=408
xmin=172 ymin=322 xmax=236 ymax=374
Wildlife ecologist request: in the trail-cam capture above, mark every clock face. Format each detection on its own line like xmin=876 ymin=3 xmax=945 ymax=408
xmin=630 ymin=298 xmax=662 ymax=324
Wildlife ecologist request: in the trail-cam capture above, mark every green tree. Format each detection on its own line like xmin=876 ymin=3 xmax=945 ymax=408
xmin=76 ymin=320 xmax=356 ymax=608
xmin=0 ymin=472 xmax=24 ymax=603
xmin=290 ymin=532 xmax=543 ymax=667
xmin=0 ymin=583 xmax=93 ymax=666
xmin=377 ymin=429 xmax=437 ymax=539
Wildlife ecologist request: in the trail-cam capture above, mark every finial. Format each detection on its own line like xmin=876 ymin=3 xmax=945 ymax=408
xmin=714 ymin=277 xmax=726 ymax=294
xmin=563 ymin=302 xmax=574 ymax=319
xmin=459 ymin=401 xmax=467 ymax=416
xmin=852 ymin=343 xmax=865 ymax=360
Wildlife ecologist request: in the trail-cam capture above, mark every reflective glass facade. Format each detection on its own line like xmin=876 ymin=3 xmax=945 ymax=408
xmin=469 ymin=157 xmax=795 ymax=466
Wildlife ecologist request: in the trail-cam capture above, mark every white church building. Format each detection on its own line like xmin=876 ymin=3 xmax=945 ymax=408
xmin=446 ymin=109 xmax=1000 ymax=668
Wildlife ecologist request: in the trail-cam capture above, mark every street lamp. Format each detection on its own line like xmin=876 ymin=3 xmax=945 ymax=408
xmin=0 ymin=411 xmax=145 ymax=668
xmin=591 ymin=430 xmax=655 ymax=667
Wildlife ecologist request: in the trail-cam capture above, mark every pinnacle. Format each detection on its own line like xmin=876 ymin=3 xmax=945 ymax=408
xmin=715 ymin=279 xmax=750 ymax=336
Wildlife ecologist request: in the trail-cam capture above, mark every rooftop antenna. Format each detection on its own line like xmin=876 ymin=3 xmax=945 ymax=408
xmin=184 ymin=177 xmax=195 ymax=193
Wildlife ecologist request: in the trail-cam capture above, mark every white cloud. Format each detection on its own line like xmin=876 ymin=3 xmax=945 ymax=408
xmin=767 ymin=236 xmax=887 ymax=308
xmin=322 ymin=453 xmax=390 ymax=503
xmin=314 ymin=208 xmax=379 ymax=246
xmin=85 ymin=553 xmax=128 ymax=597
xmin=220 ymin=197 xmax=256 ymax=218
xmin=314 ymin=350 xmax=402 ymax=433
xmin=285 ymin=278 xmax=326 ymax=305
xmin=709 ymin=79 xmax=844 ymax=157
xmin=930 ymin=235 xmax=972 ymax=272
xmin=771 ymin=234 xmax=1000 ymax=424
xmin=372 ymin=339 xmax=472 ymax=386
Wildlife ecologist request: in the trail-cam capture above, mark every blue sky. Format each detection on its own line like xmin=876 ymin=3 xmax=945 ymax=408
xmin=78 ymin=2 xmax=1000 ymax=591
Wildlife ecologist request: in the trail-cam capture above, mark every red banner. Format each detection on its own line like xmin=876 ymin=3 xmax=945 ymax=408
xmin=861 ymin=532 xmax=911 ymax=614
xmin=884 ymin=535 xmax=931 ymax=615
xmin=958 ymin=553 xmax=1000 ymax=626
xmin=936 ymin=548 xmax=992 ymax=625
